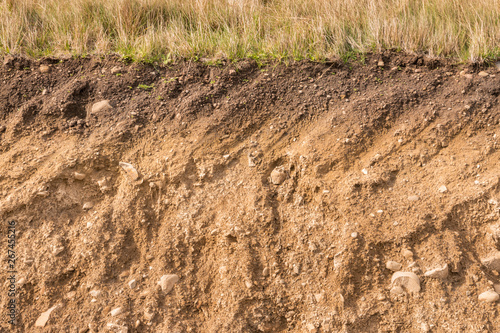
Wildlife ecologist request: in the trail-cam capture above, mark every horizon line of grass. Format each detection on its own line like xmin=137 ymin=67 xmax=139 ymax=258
xmin=1 ymin=0 xmax=500 ymax=64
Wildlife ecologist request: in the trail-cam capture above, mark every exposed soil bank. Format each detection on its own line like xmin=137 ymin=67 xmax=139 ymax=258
xmin=1 ymin=53 xmax=500 ymax=332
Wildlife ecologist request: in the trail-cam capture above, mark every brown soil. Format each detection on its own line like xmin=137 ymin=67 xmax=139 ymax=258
xmin=1 ymin=53 xmax=500 ymax=333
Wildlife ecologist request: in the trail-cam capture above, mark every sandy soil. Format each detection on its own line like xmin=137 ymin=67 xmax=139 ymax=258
xmin=1 ymin=53 xmax=500 ymax=332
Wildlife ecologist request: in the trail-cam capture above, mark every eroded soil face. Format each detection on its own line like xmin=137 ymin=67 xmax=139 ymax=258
xmin=1 ymin=54 xmax=500 ymax=332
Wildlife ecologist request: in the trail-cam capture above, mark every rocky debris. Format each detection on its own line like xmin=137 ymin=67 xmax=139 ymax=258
xmin=158 ymin=274 xmax=179 ymax=294
xmin=119 ymin=162 xmax=140 ymax=181
xmin=391 ymin=271 xmax=421 ymax=293
xmin=39 ymin=65 xmax=51 ymax=73
xmin=386 ymin=261 xmax=402 ymax=272
xmin=128 ymin=279 xmax=137 ymax=289
xmin=438 ymin=185 xmax=448 ymax=193
xmin=378 ymin=60 xmax=385 ymax=67
xmin=478 ymin=290 xmax=499 ymax=303
xmin=82 ymin=202 xmax=93 ymax=210
xmin=481 ymin=253 xmax=500 ymax=271
xmin=262 ymin=267 xmax=270 ymax=277
xmin=478 ymin=71 xmax=489 ymax=77
xmin=408 ymin=195 xmax=419 ymax=201
xmin=424 ymin=264 xmax=449 ymax=279
xmin=91 ymin=100 xmax=113 ymax=115
xmin=270 ymin=166 xmax=287 ymax=185
xmin=35 ymin=304 xmax=59 ymax=327
xmin=351 ymin=232 xmax=358 ymax=238
xmin=74 ymin=172 xmax=86 ymax=180
xmin=110 ymin=307 xmax=124 ymax=317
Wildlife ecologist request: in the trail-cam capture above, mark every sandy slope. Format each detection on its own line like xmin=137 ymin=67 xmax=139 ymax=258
xmin=1 ymin=54 xmax=500 ymax=332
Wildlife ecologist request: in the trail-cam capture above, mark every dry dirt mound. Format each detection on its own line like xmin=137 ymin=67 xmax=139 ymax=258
xmin=1 ymin=54 xmax=500 ymax=332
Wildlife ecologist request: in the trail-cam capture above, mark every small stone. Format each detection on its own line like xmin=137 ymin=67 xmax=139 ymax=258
xmin=262 ymin=267 xmax=269 ymax=277
xmin=89 ymin=290 xmax=101 ymax=297
xmin=408 ymin=195 xmax=419 ymax=201
xmin=248 ymin=155 xmax=256 ymax=167
xmin=270 ymin=167 xmax=287 ymax=185
xmin=39 ymin=65 xmax=51 ymax=73
xmin=438 ymin=185 xmax=447 ymax=193
xmin=17 ymin=278 xmax=26 ymax=287
xmin=391 ymin=271 xmax=420 ymax=293
xmin=144 ymin=309 xmax=155 ymax=321
xmin=421 ymin=322 xmax=430 ymax=332
xmin=377 ymin=60 xmax=385 ymax=67
xmin=0 ymin=125 xmax=6 ymax=133
xmin=3 ymin=55 xmax=14 ymax=67
xmin=91 ymin=100 xmax=113 ymax=114
xmin=390 ymin=286 xmax=404 ymax=296
xmin=245 ymin=281 xmax=253 ymax=289
xmin=351 ymin=232 xmax=358 ymax=238
xmin=110 ymin=66 xmax=122 ymax=74
xmin=158 ymin=274 xmax=179 ymax=293
xmin=386 ymin=261 xmax=402 ymax=272
xmin=306 ymin=323 xmax=317 ymax=332
xmin=66 ymin=291 xmax=76 ymax=300
xmin=481 ymin=252 xmax=500 ymax=271
xmin=128 ymin=279 xmax=137 ymax=289
xmin=82 ymin=202 xmax=93 ymax=210
xmin=37 ymin=191 xmax=49 ymax=197
xmin=74 ymin=172 xmax=86 ymax=180
xmin=314 ymin=293 xmax=324 ymax=303
xmin=402 ymin=249 xmax=413 ymax=259
xmin=478 ymin=71 xmax=489 ymax=77
xmin=424 ymin=264 xmax=449 ymax=279
xmin=464 ymin=74 xmax=473 ymax=79
xmin=35 ymin=305 xmax=59 ymax=327
xmin=106 ymin=323 xmax=128 ymax=333
xmin=478 ymin=290 xmax=499 ymax=303
xmin=41 ymin=89 xmax=48 ymax=95
xmin=110 ymin=307 xmax=123 ymax=317
xmin=119 ymin=162 xmax=140 ymax=181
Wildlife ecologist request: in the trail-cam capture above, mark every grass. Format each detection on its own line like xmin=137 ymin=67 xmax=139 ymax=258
xmin=0 ymin=0 xmax=499 ymax=63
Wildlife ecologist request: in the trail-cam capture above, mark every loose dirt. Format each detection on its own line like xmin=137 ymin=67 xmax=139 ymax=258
xmin=1 ymin=53 xmax=500 ymax=332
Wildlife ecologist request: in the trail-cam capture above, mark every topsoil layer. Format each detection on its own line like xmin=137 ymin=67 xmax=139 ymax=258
xmin=1 ymin=53 xmax=500 ymax=333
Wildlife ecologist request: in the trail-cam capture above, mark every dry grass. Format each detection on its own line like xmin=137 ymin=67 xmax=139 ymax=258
xmin=1 ymin=0 xmax=499 ymax=62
